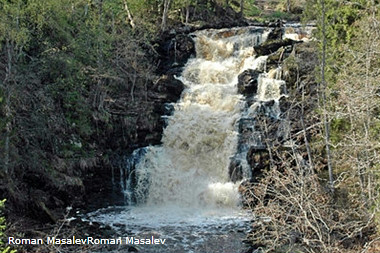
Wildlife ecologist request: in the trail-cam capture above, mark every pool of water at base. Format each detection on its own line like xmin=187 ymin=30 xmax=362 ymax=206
xmin=81 ymin=205 xmax=253 ymax=253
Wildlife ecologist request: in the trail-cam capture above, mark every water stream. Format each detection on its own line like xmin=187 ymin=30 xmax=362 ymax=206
xmin=82 ymin=25 xmax=302 ymax=253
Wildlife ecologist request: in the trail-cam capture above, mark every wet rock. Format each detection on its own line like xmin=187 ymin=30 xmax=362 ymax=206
xmin=266 ymin=45 xmax=293 ymax=67
xmin=263 ymin=100 xmax=275 ymax=107
xmin=114 ymin=223 xmax=127 ymax=229
xmin=228 ymin=159 xmax=243 ymax=182
xmin=255 ymin=103 xmax=270 ymax=116
xmin=236 ymin=117 xmax=259 ymax=155
xmin=247 ymin=147 xmax=270 ymax=181
xmin=267 ymin=27 xmax=283 ymax=40
xmin=238 ymin=118 xmax=256 ymax=135
xmin=279 ymin=96 xmax=290 ymax=112
xmin=173 ymin=34 xmax=195 ymax=66
xmin=158 ymin=33 xmax=195 ymax=73
xmin=165 ymin=66 xmax=184 ymax=76
xmin=254 ymin=38 xmax=300 ymax=56
xmin=237 ymin=69 xmax=261 ymax=95
xmin=149 ymin=75 xmax=185 ymax=103
xmin=153 ymin=103 xmax=175 ymax=116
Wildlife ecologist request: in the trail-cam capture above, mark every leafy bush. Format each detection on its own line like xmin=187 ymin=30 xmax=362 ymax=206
xmin=0 ymin=200 xmax=15 ymax=253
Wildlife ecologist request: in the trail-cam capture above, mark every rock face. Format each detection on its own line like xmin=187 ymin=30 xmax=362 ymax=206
xmin=149 ymin=75 xmax=185 ymax=102
xmin=266 ymin=45 xmax=294 ymax=68
xmin=173 ymin=34 xmax=196 ymax=66
xmin=247 ymin=147 xmax=270 ymax=181
xmin=229 ymin=158 xmax=243 ymax=183
xmin=157 ymin=33 xmax=195 ymax=75
xmin=267 ymin=27 xmax=283 ymax=40
xmin=254 ymin=38 xmax=299 ymax=56
xmin=237 ymin=69 xmax=261 ymax=95
xmin=83 ymin=32 xmax=191 ymax=213
xmin=233 ymin=25 xmax=318 ymax=186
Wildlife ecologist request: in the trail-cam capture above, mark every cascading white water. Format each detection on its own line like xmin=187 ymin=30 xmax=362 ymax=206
xmin=125 ymin=27 xmax=287 ymax=216
xmin=283 ymin=23 xmax=315 ymax=42
xmin=133 ymin=27 xmax=272 ymax=210
xmin=85 ymin=26 xmax=289 ymax=253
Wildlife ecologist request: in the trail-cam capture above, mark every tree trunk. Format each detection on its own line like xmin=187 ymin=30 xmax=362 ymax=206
xmin=185 ymin=5 xmax=190 ymax=25
xmin=4 ymin=93 xmax=11 ymax=176
xmin=321 ymin=0 xmax=334 ymax=191
xmin=123 ymin=0 xmax=135 ymax=28
xmin=97 ymin=0 xmax=104 ymax=69
xmin=3 ymin=39 xmax=13 ymax=177
xmin=301 ymin=77 xmax=315 ymax=172
xmin=130 ymin=69 xmax=137 ymax=102
xmin=161 ymin=0 xmax=171 ymax=31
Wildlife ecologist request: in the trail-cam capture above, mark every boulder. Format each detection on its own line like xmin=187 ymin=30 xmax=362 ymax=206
xmin=237 ymin=69 xmax=261 ymax=95
xmin=267 ymin=27 xmax=283 ymax=40
xmin=173 ymin=34 xmax=195 ymax=66
xmin=149 ymin=75 xmax=185 ymax=103
xmin=254 ymin=38 xmax=300 ymax=56
xmin=158 ymin=33 xmax=195 ymax=73
xmin=279 ymin=96 xmax=290 ymax=112
xmin=247 ymin=147 xmax=270 ymax=181
xmin=266 ymin=45 xmax=293 ymax=66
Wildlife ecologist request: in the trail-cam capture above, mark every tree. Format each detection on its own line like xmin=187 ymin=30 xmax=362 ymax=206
xmin=123 ymin=0 xmax=135 ymax=28
xmin=328 ymin=2 xmax=380 ymax=204
xmin=303 ymin=0 xmax=369 ymax=191
xmin=0 ymin=0 xmax=29 ymax=180
xmin=161 ymin=0 xmax=172 ymax=31
xmin=320 ymin=0 xmax=334 ymax=190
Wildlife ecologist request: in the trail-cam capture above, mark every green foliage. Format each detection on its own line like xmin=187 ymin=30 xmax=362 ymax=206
xmin=63 ymin=91 xmax=92 ymax=134
xmin=243 ymin=0 xmax=262 ymax=17
xmin=0 ymin=0 xmax=30 ymax=47
xmin=330 ymin=117 xmax=350 ymax=144
xmin=303 ymin=0 xmax=367 ymax=60
xmin=0 ymin=200 xmax=16 ymax=253
xmin=265 ymin=10 xmax=291 ymax=19
xmin=0 ymin=0 xmax=163 ymax=184
xmin=0 ymin=0 xmax=137 ymax=201
xmin=306 ymin=0 xmax=380 ymax=235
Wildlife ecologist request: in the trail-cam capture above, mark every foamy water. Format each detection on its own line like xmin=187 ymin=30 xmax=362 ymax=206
xmin=84 ymin=206 xmax=251 ymax=253
xmin=83 ymin=26 xmax=289 ymax=253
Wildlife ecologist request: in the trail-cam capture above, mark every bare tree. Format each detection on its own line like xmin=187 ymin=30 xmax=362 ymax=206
xmin=329 ymin=3 xmax=380 ymax=205
xmin=2 ymin=38 xmax=13 ymax=178
xmin=320 ymin=0 xmax=334 ymax=190
xmin=161 ymin=0 xmax=172 ymax=31
xmin=287 ymin=0 xmax=291 ymax=12
xmin=123 ymin=0 xmax=135 ymax=28
xmin=242 ymin=156 xmax=376 ymax=253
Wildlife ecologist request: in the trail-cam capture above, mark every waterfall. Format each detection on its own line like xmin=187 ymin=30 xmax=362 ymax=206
xmin=85 ymin=26 xmax=290 ymax=253
xmin=126 ymin=27 xmax=280 ymax=213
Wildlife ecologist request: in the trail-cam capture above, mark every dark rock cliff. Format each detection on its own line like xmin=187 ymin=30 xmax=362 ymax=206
xmin=82 ymin=32 xmax=193 ymax=213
